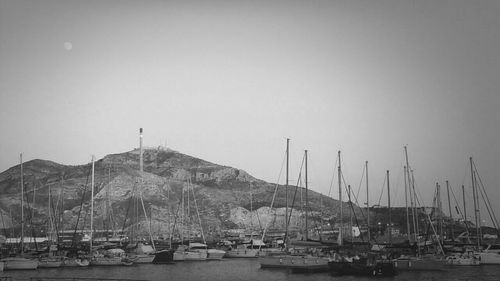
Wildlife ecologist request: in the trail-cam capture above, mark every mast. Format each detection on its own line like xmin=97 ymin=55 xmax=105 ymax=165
xmin=349 ymin=185 xmax=353 ymax=244
xmin=387 ymin=170 xmax=392 ymax=245
xmin=404 ymin=166 xmax=411 ymax=242
xmin=470 ymin=157 xmax=481 ymax=249
xmin=404 ymin=147 xmax=417 ymax=245
xmin=284 ymin=138 xmax=289 ymax=247
xmin=461 ymin=185 xmax=471 ymax=243
xmin=437 ymin=183 xmax=443 ymax=245
xmin=48 ymin=183 xmax=52 ymax=242
xmin=446 ymin=181 xmax=454 ymax=241
xmin=366 ymin=161 xmax=370 ymax=242
xmin=20 ymin=153 xmax=24 ymax=256
xmin=90 ymin=155 xmax=95 ymax=255
xmin=338 ymin=151 xmax=342 ymax=246
xmin=410 ymin=170 xmax=419 ymax=245
xmin=305 ymin=150 xmax=309 ymax=241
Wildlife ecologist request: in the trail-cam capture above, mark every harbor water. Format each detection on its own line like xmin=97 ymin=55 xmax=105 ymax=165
xmin=1 ymin=258 xmax=499 ymax=281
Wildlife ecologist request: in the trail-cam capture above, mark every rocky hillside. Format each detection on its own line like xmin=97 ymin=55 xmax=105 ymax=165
xmin=0 ymin=147 xmax=344 ymax=241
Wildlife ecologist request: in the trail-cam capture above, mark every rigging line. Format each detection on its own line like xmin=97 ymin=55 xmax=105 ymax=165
xmin=449 ymin=183 xmax=465 ymax=220
xmin=190 ymin=183 xmax=206 ymax=245
xmin=472 ymin=160 xmax=499 ymax=230
xmin=340 ymin=170 xmax=366 ymax=242
xmin=340 ymin=168 xmax=366 ymax=222
xmin=287 ymin=153 xmax=306 ymax=230
xmin=377 ymin=174 xmax=387 ymax=207
xmin=327 ymin=155 xmax=339 ymax=199
xmin=355 ymin=164 xmax=366 ymax=203
xmin=476 ymin=174 xmax=498 ymax=229
xmin=414 ymin=185 xmax=445 ymax=255
xmin=261 ymin=149 xmax=286 ymax=241
xmin=346 ymin=184 xmax=365 ymax=243
xmin=450 ymin=184 xmax=472 ymax=240
xmin=72 ymin=163 xmax=91 ymax=249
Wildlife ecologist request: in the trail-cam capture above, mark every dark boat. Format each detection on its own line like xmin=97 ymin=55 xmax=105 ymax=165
xmin=328 ymin=254 xmax=397 ymax=277
xmin=152 ymin=249 xmax=175 ymax=264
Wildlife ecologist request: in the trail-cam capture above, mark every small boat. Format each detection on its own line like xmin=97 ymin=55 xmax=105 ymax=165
xmin=1 ymin=257 xmax=38 ymax=270
xmin=188 ymin=243 xmax=225 ymax=260
xmin=446 ymin=252 xmax=480 ymax=266
xmin=173 ymin=244 xmax=208 ymax=261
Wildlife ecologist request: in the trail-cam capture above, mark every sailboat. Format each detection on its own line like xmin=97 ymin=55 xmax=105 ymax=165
xmin=392 ymin=147 xmax=446 ymax=271
xmin=1 ymin=154 xmax=38 ymax=270
xmin=328 ymin=160 xmax=397 ymax=277
xmin=88 ymin=156 xmax=133 ymax=266
xmin=260 ymin=144 xmax=329 ymax=271
xmin=466 ymin=157 xmax=500 ymax=265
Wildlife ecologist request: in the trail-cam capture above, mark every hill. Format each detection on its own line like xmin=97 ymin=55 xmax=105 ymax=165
xmin=0 ymin=147 xmax=343 ymax=241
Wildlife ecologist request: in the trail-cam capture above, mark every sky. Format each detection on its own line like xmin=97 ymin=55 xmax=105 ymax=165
xmin=1 ymin=0 xmax=499 ymax=227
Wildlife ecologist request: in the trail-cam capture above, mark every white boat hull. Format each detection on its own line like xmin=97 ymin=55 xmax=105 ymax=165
xmin=479 ymin=251 xmax=500 ymax=265
xmin=207 ymin=249 xmax=226 ymax=260
xmin=173 ymin=251 xmax=185 ymax=261
xmin=184 ymin=251 xmax=207 ymax=261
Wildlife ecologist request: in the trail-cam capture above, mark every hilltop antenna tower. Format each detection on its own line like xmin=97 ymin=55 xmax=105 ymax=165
xmin=139 ymin=128 xmax=144 ymax=173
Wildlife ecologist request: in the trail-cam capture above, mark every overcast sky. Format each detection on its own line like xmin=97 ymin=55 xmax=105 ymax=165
xmin=1 ymin=0 xmax=499 ymax=226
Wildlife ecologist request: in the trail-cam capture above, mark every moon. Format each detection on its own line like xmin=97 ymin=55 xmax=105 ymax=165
xmin=64 ymin=42 xmax=73 ymax=51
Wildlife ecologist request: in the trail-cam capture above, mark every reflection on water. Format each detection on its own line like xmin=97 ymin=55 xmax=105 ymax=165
xmin=1 ymin=258 xmax=499 ymax=281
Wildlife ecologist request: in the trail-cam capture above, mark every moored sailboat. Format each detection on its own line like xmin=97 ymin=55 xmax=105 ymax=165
xmin=260 ymin=145 xmax=329 ymax=272
xmin=1 ymin=154 xmax=38 ymax=270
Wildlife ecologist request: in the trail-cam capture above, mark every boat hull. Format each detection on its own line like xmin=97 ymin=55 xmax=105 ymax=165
xmin=260 ymin=255 xmax=328 ymax=271
xmin=152 ymin=250 xmax=174 ymax=264
xmin=184 ymin=251 xmax=207 ymax=261
xmin=479 ymin=251 xmax=500 ymax=265
xmin=207 ymin=249 xmax=226 ymax=260
xmin=1 ymin=258 xmax=38 ymax=270
xmin=38 ymin=259 xmax=62 ymax=268
xmin=225 ymin=249 xmax=258 ymax=258
xmin=90 ymin=256 xmax=125 ymax=266
xmin=61 ymin=258 xmax=90 ymax=267
xmin=393 ymin=257 xmax=446 ymax=271
xmin=173 ymin=251 xmax=185 ymax=261
xmin=130 ymin=254 xmax=154 ymax=264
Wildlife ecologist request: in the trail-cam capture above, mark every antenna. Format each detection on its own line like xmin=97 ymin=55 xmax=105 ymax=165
xmin=139 ymin=128 xmax=143 ymax=173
